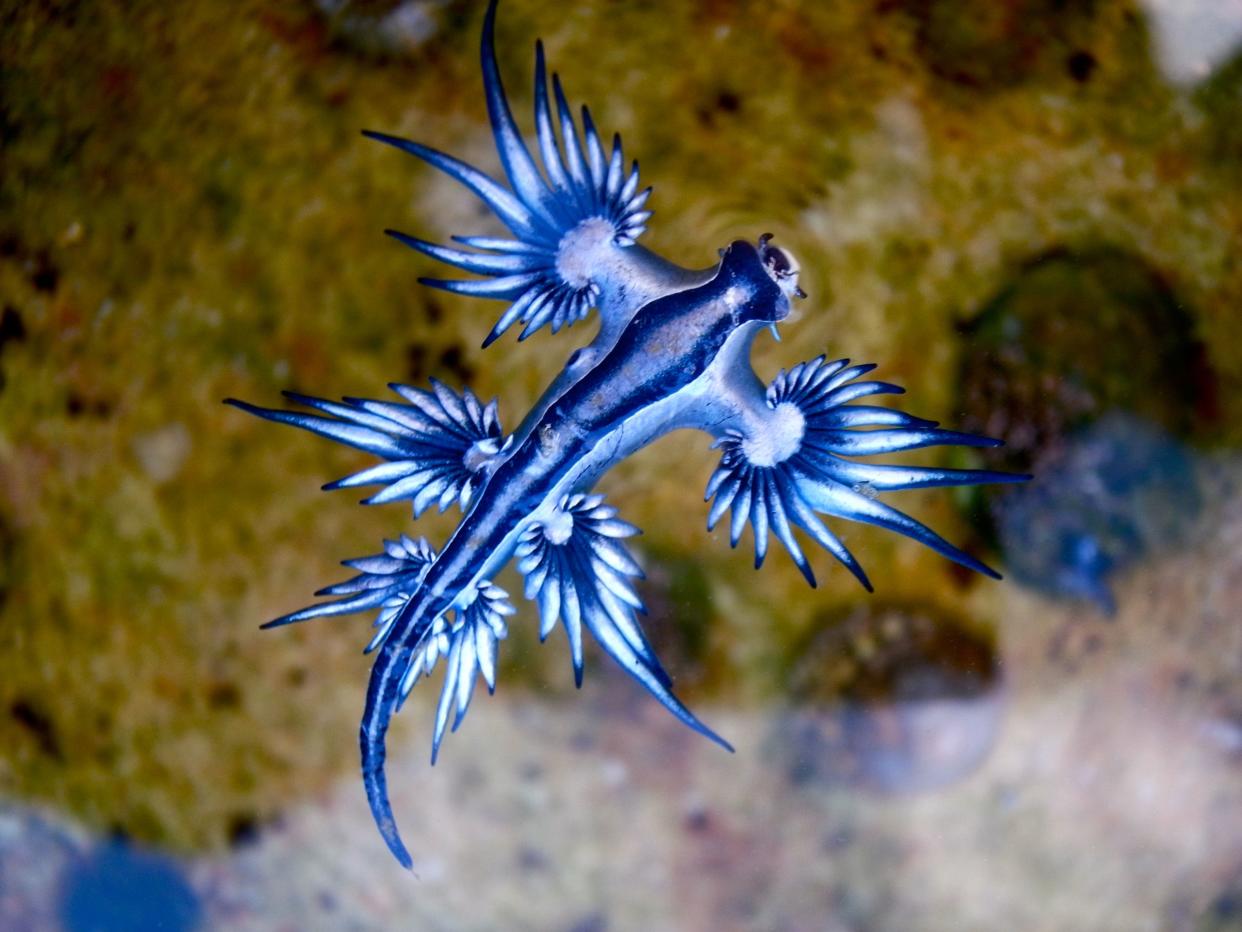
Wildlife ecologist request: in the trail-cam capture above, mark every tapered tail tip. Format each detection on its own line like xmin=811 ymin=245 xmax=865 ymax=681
xmin=366 ymin=769 xmax=414 ymax=870
xmin=972 ymin=558 xmax=1003 ymax=581
xmin=687 ymin=711 xmax=735 ymax=754
xmin=389 ymin=836 xmax=414 ymax=871
xmin=362 ymin=720 xmax=414 ymax=869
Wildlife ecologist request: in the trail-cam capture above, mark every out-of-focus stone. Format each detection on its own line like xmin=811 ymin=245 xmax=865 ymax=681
xmin=773 ymin=603 xmax=1002 ymax=794
xmin=895 ymin=0 xmax=1105 ymax=90
xmin=957 ymin=248 xmax=1208 ymax=475
xmin=992 ymin=413 xmax=1200 ymax=613
xmin=311 ymin=0 xmax=456 ymax=59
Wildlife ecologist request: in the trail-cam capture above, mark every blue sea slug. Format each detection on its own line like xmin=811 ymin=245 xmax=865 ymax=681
xmin=227 ymin=0 xmax=1025 ymax=867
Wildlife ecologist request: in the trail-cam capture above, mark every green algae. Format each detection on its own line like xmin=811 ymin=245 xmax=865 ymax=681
xmin=0 ymin=0 xmax=1239 ymax=851
xmin=1195 ymin=46 xmax=1242 ymax=179
xmin=899 ymin=0 xmax=1108 ymax=91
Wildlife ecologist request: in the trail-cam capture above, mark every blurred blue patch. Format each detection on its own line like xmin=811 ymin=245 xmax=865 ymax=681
xmin=58 ymin=836 xmax=200 ymax=932
xmin=992 ymin=413 xmax=1201 ymax=614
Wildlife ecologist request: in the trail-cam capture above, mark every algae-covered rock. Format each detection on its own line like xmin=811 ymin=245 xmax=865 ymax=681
xmin=954 ymin=249 xmax=1213 ymax=606
xmin=957 ymin=247 xmax=1207 ymax=473
xmin=898 ymin=0 xmax=1105 ymax=90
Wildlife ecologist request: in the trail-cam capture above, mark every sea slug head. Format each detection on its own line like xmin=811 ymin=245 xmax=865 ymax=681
xmin=758 ymin=232 xmax=807 ymax=302
xmin=717 ymin=236 xmax=803 ymax=327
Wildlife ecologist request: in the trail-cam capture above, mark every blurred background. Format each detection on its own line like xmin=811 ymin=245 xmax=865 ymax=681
xmin=2 ymin=0 xmax=1241 ymax=929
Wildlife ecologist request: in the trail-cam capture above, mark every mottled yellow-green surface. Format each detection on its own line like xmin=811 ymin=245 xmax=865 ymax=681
xmin=1 ymin=2 xmax=1240 ymax=924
